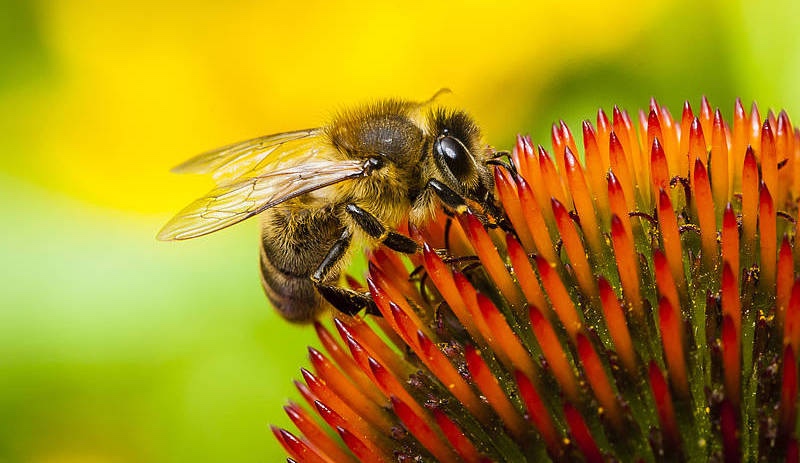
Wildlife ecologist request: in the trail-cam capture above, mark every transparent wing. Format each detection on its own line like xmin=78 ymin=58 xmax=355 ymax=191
xmin=157 ymin=158 xmax=365 ymax=241
xmin=172 ymin=128 xmax=323 ymax=184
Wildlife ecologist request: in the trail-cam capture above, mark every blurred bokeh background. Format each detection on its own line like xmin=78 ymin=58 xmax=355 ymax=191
xmin=1 ymin=0 xmax=798 ymax=461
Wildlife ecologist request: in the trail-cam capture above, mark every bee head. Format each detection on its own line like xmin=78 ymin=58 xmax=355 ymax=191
xmin=428 ymin=108 xmax=494 ymax=201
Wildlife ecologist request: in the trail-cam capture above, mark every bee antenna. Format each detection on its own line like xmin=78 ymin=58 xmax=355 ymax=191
xmin=421 ymin=88 xmax=452 ymax=106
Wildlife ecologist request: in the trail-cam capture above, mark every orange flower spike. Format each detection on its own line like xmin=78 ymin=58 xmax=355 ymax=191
xmin=638 ymin=109 xmax=650 ymax=163
xmin=560 ymin=120 xmax=580 ymax=163
xmin=494 ymin=167 xmax=535 ymax=251
xmin=759 ymin=183 xmax=777 ymax=291
xmin=711 ymin=109 xmax=731 ymax=210
xmin=576 ymin=333 xmax=623 ymax=429
xmin=776 ymin=111 xmax=795 ymax=200
xmin=518 ymin=137 xmax=548 ymax=213
xmin=505 ymin=234 xmax=548 ymax=313
xmin=336 ymin=425 xmax=389 ymax=463
xmin=679 ymin=102 xmax=695 ymax=176
xmin=415 ymin=329 xmax=489 ymax=422
xmin=563 ymin=403 xmax=605 ymax=463
xmin=741 ymin=147 xmax=760 ymax=254
xmin=750 ymin=102 xmax=762 ymax=149
xmin=731 ymin=99 xmax=748 ymax=191
xmin=768 ymin=109 xmax=778 ymax=131
xmin=464 ymin=345 xmax=528 ymax=440
xmin=609 ymin=132 xmax=637 ymax=212
xmin=528 ymin=305 xmax=580 ymax=401
xmin=515 ymin=175 xmax=558 ymax=260
xmin=660 ymin=106 xmax=680 ymax=173
xmin=367 ymin=357 xmax=426 ymax=422
xmin=777 ymin=237 xmax=794 ymax=329
xmin=785 ymin=280 xmax=800 ymax=354
xmin=338 ymin=334 xmax=380 ymax=390
xmin=366 ymin=271 xmax=406 ymax=336
xmin=284 ymin=402 xmax=359 ymax=463
xmin=272 ymin=426 xmax=332 ymax=463
xmin=653 ymin=250 xmax=681 ymax=322
xmin=390 ymin=397 xmax=461 ymax=463
xmin=538 ymin=146 xmax=569 ymax=206
xmin=564 ymin=147 xmax=602 ymax=255
xmin=607 ymin=171 xmax=634 ymax=242
xmin=421 ymin=243 xmax=483 ymax=342
xmin=431 ymin=409 xmax=485 ymax=463
xmin=511 ymin=135 xmax=530 ymax=182
xmin=514 ymin=370 xmax=560 ymax=456
xmin=551 ymin=122 xmax=567 ymax=173
xmin=693 ymin=158 xmax=718 ymax=269
xmin=308 ymin=347 xmax=394 ymax=432
xmin=458 ymin=212 xmax=525 ymax=308
xmin=721 ymin=262 xmax=742 ymax=338
xmin=386 ymin=301 xmax=424 ymax=350
xmin=647 ymin=109 xmax=664 ymax=170
xmin=762 ymin=121 xmax=778 ymax=205
xmin=650 ymin=137 xmax=670 ymax=195
xmin=610 ymin=214 xmax=642 ymax=317
xmin=370 ymin=248 xmax=422 ymax=308
xmin=699 ymin=96 xmax=714 ymax=146
xmin=612 ymin=107 xmax=644 ymax=195
xmin=648 ymin=363 xmax=680 ymax=450
xmin=335 ymin=317 xmax=407 ymax=377
xmin=582 ymin=121 xmax=610 ymax=217
xmin=658 ymin=297 xmax=689 ymax=397
xmin=551 ymin=198 xmax=597 ymax=299
xmin=596 ymin=108 xmax=612 ymax=168
xmin=721 ymin=315 xmax=741 ymax=407
xmin=453 ymin=272 xmax=496 ymax=344
xmin=315 ymin=322 xmax=384 ymax=403
xmin=476 ymin=293 xmax=537 ymax=379
xmin=688 ymin=117 xmax=708 ymax=174
xmin=598 ymin=278 xmax=636 ymax=373
xmin=612 ymin=106 xmax=635 ymax=164
xmin=344 ymin=316 xmax=407 ymax=371
xmin=368 ymin=263 xmax=433 ymax=340
xmin=780 ymin=345 xmax=798 ymax=439
xmin=302 ymin=368 xmax=385 ymax=448
xmin=536 ymin=255 xmax=582 ymax=338
xmin=721 ymin=204 xmax=740 ymax=281
xmin=718 ymin=400 xmax=740 ymax=463
xmin=657 ymin=189 xmax=687 ymax=295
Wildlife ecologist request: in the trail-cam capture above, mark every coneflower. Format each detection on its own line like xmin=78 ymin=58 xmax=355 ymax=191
xmin=272 ymin=98 xmax=800 ymax=462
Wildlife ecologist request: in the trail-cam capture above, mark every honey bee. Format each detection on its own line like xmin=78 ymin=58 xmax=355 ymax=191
xmin=158 ymin=91 xmax=500 ymax=323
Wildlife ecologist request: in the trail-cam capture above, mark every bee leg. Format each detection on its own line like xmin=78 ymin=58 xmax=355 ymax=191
xmin=427 ymin=179 xmax=513 ymax=234
xmin=311 ymin=228 xmax=378 ymax=316
xmin=345 ymin=204 xmax=418 ymax=254
xmin=426 ymin=179 xmax=469 ymax=213
xmin=315 ymin=283 xmax=378 ymax=316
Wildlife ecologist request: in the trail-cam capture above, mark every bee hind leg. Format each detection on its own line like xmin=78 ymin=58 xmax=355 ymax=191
xmin=345 ymin=204 xmax=418 ymax=254
xmin=314 ymin=283 xmax=378 ymax=316
xmin=311 ymin=228 xmax=379 ymax=316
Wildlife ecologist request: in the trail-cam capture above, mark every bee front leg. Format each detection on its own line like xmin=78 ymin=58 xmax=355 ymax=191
xmin=426 ymin=179 xmax=469 ymax=213
xmin=345 ymin=204 xmax=418 ymax=254
xmin=311 ymin=228 xmax=378 ymax=316
xmin=426 ymin=179 xmax=512 ymax=233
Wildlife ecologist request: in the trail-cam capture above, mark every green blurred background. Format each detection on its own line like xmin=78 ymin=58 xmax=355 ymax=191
xmin=1 ymin=1 xmax=798 ymax=461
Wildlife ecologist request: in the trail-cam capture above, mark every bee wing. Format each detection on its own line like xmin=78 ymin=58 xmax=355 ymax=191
xmin=172 ymin=128 xmax=324 ymax=184
xmin=157 ymin=158 xmax=366 ymax=241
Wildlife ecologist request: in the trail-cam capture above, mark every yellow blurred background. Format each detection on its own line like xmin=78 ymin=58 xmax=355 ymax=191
xmin=1 ymin=0 xmax=797 ymax=461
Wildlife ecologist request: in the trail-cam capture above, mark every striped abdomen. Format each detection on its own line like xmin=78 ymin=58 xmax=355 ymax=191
xmin=258 ymin=206 xmax=345 ymax=322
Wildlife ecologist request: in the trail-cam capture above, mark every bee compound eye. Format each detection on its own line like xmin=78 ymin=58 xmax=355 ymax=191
xmin=434 ymin=135 xmax=474 ymax=181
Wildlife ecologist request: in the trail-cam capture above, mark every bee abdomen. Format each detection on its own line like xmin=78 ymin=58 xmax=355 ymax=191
xmin=259 ymin=245 xmax=322 ymax=323
xmin=258 ymin=208 xmax=345 ymax=323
